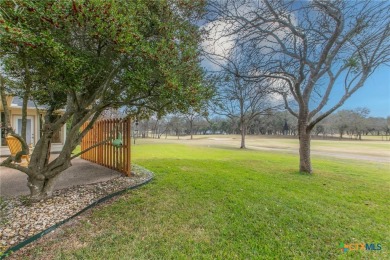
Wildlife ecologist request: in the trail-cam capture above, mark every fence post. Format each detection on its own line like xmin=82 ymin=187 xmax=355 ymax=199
xmin=81 ymin=123 xmax=85 ymax=160
xmin=98 ymin=121 xmax=102 ymax=164
xmin=126 ymin=118 xmax=131 ymax=176
xmin=103 ymin=120 xmax=107 ymax=167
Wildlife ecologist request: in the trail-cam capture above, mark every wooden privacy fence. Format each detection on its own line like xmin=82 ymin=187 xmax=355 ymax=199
xmin=81 ymin=118 xmax=131 ymax=176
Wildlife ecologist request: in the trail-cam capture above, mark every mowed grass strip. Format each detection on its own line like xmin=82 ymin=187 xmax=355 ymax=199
xmin=18 ymin=144 xmax=389 ymax=259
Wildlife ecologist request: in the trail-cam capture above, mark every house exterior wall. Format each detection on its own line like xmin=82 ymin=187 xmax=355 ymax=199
xmin=0 ymin=98 xmax=66 ymax=147
xmin=9 ymin=108 xmax=40 ymax=145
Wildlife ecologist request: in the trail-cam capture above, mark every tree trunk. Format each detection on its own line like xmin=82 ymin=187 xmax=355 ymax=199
xmin=21 ymin=93 xmax=28 ymax=142
xmin=240 ymin=131 xmax=246 ymax=149
xmin=0 ymin=87 xmax=107 ymax=200
xmin=0 ymin=78 xmax=12 ymax=132
xmin=24 ymin=129 xmax=65 ymax=199
xmin=26 ymin=130 xmax=77 ymax=199
xmin=240 ymin=122 xmax=246 ymax=149
xmin=21 ymin=52 xmax=32 ymax=143
xmin=299 ymin=123 xmax=312 ymax=173
xmin=190 ymin=120 xmax=193 ymax=140
xmin=27 ymin=174 xmax=60 ymax=199
xmin=22 ymin=108 xmax=93 ymax=199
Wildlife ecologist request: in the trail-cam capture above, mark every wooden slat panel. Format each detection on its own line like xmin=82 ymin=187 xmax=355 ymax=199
xmin=109 ymin=119 xmax=112 ymax=168
xmin=80 ymin=118 xmax=131 ymax=175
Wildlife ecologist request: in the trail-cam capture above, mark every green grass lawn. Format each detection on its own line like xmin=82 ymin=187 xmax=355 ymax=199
xmin=147 ymin=134 xmax=390 ymax=159
xmin=19 ymin=143 xmax=389 ymax=259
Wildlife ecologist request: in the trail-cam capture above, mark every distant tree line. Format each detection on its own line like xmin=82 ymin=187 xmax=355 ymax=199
xmin=132 ymin=108 xmax=390 ymax=140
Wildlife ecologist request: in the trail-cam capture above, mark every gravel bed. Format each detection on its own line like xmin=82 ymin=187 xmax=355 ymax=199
xmin=0 ymin=165 xmax=153 ymax=253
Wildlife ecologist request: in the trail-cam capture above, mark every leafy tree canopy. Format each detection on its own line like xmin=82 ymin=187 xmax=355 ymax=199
xmin=0 ymin=0 xmax=210 ymax=199
xmin=0 ymin=0 xmax=208 ymax=116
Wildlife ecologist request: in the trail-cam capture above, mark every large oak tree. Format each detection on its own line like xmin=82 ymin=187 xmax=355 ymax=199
xmin=209 ymin=48 xmax=276 ymax=149
xmin=0 ymin=0 xmax=208 ymax=199
xmin=208 ymin=0 xmax=390 ymax=173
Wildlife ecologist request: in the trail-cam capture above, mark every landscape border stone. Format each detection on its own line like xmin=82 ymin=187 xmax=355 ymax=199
xmin=0 ymin=164 xmax=154 ymax=259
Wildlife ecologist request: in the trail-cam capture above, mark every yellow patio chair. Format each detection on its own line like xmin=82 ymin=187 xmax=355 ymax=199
xmin=5 ymin=135 xmax=30 ymax=167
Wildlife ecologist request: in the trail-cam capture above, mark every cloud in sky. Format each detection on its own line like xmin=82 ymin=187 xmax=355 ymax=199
xmin=201 ymin=19 xmax=236 ymax=71
xmin=201 ymin=0 xmax=298 ymax=72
